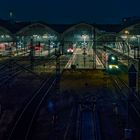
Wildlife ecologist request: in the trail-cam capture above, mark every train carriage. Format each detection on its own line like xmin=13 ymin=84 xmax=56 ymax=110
xmin=97 ymin=50 xmax=119 ymax=70
xmin=67 ymin=46 xmax=74 ymax=54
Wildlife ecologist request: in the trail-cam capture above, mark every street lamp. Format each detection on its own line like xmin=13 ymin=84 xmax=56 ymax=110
xmin=123 ymin=30 xmax=130 ymax=68
xmin=124 ymin=30 xmax=129 ymax=35
xmin=82 ymin=34 xmax=87 ymax=68
xmin=82 ymin=34 xmax=87 ymax=44
xmin=123 ymin=30 xmax=135 ymax=139
xmin=93 ymin=27 xmax=96 ymax=69
xmin=48 ymin=35 xmax=55 ymax=56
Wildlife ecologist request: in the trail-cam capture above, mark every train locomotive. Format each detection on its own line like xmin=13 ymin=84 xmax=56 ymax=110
xmin=97 ymin=50 xmax=119 ymax=70
xmin=67 ymin=47 xmax=74 ymax=54
xmin=107 ymin=54 xmax=119 ymax=70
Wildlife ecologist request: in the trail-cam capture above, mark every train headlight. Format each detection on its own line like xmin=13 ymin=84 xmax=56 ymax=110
xmin=109 ymin=65 xmax=112 ymax=69
xmin=116 ymin=65 xmax=119 ymax=69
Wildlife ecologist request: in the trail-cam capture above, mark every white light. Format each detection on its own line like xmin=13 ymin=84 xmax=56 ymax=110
xmin=50 ymin=45 xmax=53 ymax=48
xmin=109 ymin=65 xmax=112 ymax=69
xmin=116 ymin=66 xmax=119 ymax=69
xmin=33 ymin=35 xmax=38 ymax=38
xmin=82 ymin=34 xmax=87 ymax=43
xmin=82 ymin=35 xmax=87 ymax=40
xmin=49 ymin=35 xmax=54 ymax=40
xmin=111 ymin=57 xmax=115 ymax=60
xmin=1 ymin=35 xmax=4 ymax=38
xmin=121 ymin=35 xmax=127 ymax=39
xmin=43 ymin=34 xmax=48 ymax=39
xmin=131 ymin=36 xmax=137 ymax=40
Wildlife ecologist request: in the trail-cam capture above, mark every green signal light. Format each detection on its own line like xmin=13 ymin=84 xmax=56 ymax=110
xmin=111 ymin=56 xmax=115 ymax=60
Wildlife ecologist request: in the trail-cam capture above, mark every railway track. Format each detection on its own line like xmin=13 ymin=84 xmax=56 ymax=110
xmin=77 ymin=96 xmax=101 ymax=140
xmin=6 ymin=54 xmax=70 ymax=140
xmin=0 ymin=53 xmax=71 ymax=89
xmin=61 ymin=93 xmax=102 ymax=140
xmin=112 ymin=76 xmax=140 ymax=119
xmin=0 ymin=53 xmax=73 ymax=140
xmin=0 ymin=62 xmax=9 ymax=70
xmin=0 ymin=63 xmax=40 ymax=87
xmin=0 ymin=55 xmax=58 ymax=87
xmin=8 ymin=75 xmax=57 ymax=140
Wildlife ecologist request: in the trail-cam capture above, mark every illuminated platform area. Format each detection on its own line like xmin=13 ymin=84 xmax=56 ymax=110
xmin=0 ymin=19 xmax=139 ymax=60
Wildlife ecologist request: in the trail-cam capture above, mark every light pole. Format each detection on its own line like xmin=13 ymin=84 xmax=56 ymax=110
xmin=82 ymin=34 xmax=87 ymax=68
xmin=137 ymin=35 xmax=140 ymax=58
xmin=122 ymin=30 xmax=130 ymax=67
xmin=93 ymin=26 xmax=96 ymax=69
xmin=55 ymin=42 xmax=61 ymax=94
xmin=82 ymin=34 xmax=87 ymax=44
xmin=30 ymin=39 xmax=35 ymax=70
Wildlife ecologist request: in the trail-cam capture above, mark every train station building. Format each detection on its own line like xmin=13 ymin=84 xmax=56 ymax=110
xmin=0 ymin=19 xmax=139 ymax=57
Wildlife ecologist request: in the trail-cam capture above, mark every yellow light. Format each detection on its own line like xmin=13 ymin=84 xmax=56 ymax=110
xmin=124 ymin=30 xmax=129 ymax=34
xmin=109 ymin=65 xmax=112 ymax=69
xmin=43 ymin=34 xmax=48 ymax=39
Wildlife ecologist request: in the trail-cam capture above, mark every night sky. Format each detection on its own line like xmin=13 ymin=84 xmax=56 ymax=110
xmin=0 ymin=0 xmax=140 ymax=24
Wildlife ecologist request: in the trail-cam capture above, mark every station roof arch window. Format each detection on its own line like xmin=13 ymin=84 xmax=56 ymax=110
xmin=119 ymin=23 xmax=140 ymax=47
xmin=62 ymin=23 xmax=100 ymax=43
xmin=15 ymin=23 xmax=60 ymax=48
xmin=97 ymin=33 xmax=118 ymax=42
xmin=0 ymin=26 xmax=13 ymax=42
xmin=96 ymin=32 xmax=120 ymax=49
xmin=120 ymin=23 xmax=140 ymax=35
xmin=62 ymin=23 xmax=100 ymax=36
xmin=16 ymin=23 xmax=60 ymax=40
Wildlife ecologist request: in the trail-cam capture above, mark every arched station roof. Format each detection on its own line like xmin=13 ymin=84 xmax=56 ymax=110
xmin=119 ymin=23 xmax=140 ymax=35
xmin=0 ymin=25 xmax=13 ymax=42
xmin=0 ymin=19 xmax=123 ymax=35
xmin=16 ymin=22 xmax=59 ymax=37
xmin=62 ymin=23 xmax=100 ymax=38
xmin=61 ymin=23 xmax=101 ymax=43
xmin=97 ymin=32 xmax=118 ymax=43
xmin=118 ymin=22 xmax=140 ymax=48
xmin=0 ymin=26 xmax=11 ymax=35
